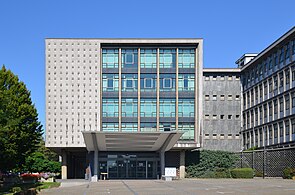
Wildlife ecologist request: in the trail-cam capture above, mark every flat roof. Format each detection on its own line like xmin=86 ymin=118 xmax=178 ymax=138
xmin=241 ymin=26 xmax=295 ymax=71
xmin=203 ymin=68 xmax=241 ymax=73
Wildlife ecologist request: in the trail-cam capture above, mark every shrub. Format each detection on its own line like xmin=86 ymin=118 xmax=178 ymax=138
xmin=230 ymin=168 xmax=254 ymax=178
xmin=12 ymin=187 xmax=21 ymax=193
xmin=255 ymin=170 xmax=263 ymax=177
xmin=282 ymin=167 xmax=295 ymax=179
xmin=186 ymin=150 xmax=238 ymax=178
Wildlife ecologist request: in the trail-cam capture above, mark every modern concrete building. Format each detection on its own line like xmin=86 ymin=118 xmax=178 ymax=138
xmin=45 ymin=27 xmax=295 ymax=180
xmin=45 ymin=39 xmax=203 ymax=180
xmin=239 ymin=27 xmax=295 ymax=150
xmin=203 ymin=68 xmax=242 ymax=152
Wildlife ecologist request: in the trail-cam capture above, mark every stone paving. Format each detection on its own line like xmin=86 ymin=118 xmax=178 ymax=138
xmin=40 ymin=178 xmax=295 ymax=195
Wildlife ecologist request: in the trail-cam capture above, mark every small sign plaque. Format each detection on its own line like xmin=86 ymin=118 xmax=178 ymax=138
xmin=165 ymin=167 xmax=176 ymax=177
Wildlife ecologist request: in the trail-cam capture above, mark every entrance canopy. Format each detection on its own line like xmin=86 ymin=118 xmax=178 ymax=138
xmin=82 ymin=131 xmax=183 ymax=152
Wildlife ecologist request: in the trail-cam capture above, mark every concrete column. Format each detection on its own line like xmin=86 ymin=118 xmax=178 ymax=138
xmin=266 ymin=125 xmax=270 ymax=146
xmin=160 ymin=151 xmax=165 ymax=176
xmin=92 ymin=150 xmax=98 ymax=182
xmin=175 ymin=48 xmax=179 ymax=130
xmin=61 ymin=150 xmax=67 ymax=179
xmin=118 ymin=48 xmax=122 ymax=132
xmin=289 ymin=66 xmax=293 ymax=88
xmin=156 ymin=48 xmax=160 ymax=131
xmin=179 ymin=150 xmax=185 ymax=179
xmin=289 ymin=119 xmax=292 ymax=142
xmin=283 ymin=120 xmax=286 ymax=143
xmin=137 ymin=48 xmax=141 ymax=132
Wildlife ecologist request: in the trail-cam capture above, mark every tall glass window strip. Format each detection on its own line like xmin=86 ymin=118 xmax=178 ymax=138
xmin=140 ymin=74 xmax=156 ymax=91
xmin=121 ymin=98 xmax=138 ymax=117
xmin=178 ymin=74 xmax=195 ymax=91
xmin=140 ymin=49 xmax=157 ymax=68
xmin=102 ymin=74 xmax=119 ymax=91
xmin=178 ymin=99 xmax=194 ymax=117
xmin=159 ymin=123 xmax=175 ymax=131
xmin=159 ymin=99 xmax=176 ymax=117
xmin=103 ymin=99 xmax=119 ymax=117
xmin=159 ymin=49 xmax=176 ymax=68
xmin=178 ymin=49 xmax=195 ymax=68
xmin=102 ymin=49 xmax=119 ymax=68
xmin=121 ymin=123 xmax=138 ymax=132
xmin=102 ymin=123 xmax=119 ymax=132
xmin=178 ymin=123 xmax=195 ymax=141
xmin=122 ymin=49 xmax=138 ymax=69
xmin=122 ymin=74 xmax=138 ymax=91
xmin=140 ymin=123 xmax=157 ymax=132
xmin=160 ymin=74 xmax=175 ymax=91
xmin=140 ymin=99 xmax=157 ymax=117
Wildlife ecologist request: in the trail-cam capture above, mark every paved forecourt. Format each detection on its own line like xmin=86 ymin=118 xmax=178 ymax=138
xmin=40 ymin=178 xmax=295 ymax=195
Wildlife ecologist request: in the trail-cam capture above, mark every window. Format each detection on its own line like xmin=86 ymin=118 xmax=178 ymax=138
xmin=159 ymin=99 xmax=176 ymax=117
xmin=205 ymin=115 xmax=210 ymax=120
xmin=178 ymin=123 xmax=195 ymax=140
xmin=122 ymin=99 xmax=138 ymax=117
xmin=102 ymin=99 xmax=119 ymax=117
xmin=140 ymin=99 xmax=156 ymax=117
xmin=122 ymin=123 xmax=138 ymax=132
xmin=159 ymin=123 xmax=175 ymax=132
xmin=141 ymin=74 xmax=156 ymax=91
xmin=212 ymin=115 xmax=217 ymax=120
xmin=205 ymin=95 xmax=210 ymax=101
xmin=102 ymin=49 xmax=118 ymax=68
xmin=228 ymin=115 xmax=232 ymax=119
xmin=228 ymin=76 xmax=233 ymax=80
xmin=235 ymin=95 xmax=240 ymax=100
xmin=160 ymin=74 xmax=175 ymax=91
xmin=140 ymin=49 xmax=157 ymax=68
xmin=220 ymin=95 xmax=225 ymax=101
xmin=236 ymin=115 xmax=240 ymax=119
xmin=212 ymin=95 xmax=217 ymax=101
xmin=163 ymin=78 xmax=172 ymax=88
xmin=122 ymin=74 xmax=138 ymax=91
xmin=178 ymin=99 xmax=194 ymax=117
xmin=212 ymin=76 xmax=217 ymax=80
xmin=228 ymin=95 xmax=233 ymax=101
xmin=178 ymin=74 xmax=194 ymax=91
xmin=122 ymin=49 xmax=138 ymax=68
xmin=140 ymin=123 xmax=157 ymax=132
xmin=178 ymin=49 xmax=195 ymax=68
xmin=144 ymin=78 xmax=153 ymax=88
xmin=205 ymin=76 xmax=210 ymax=81
xmin=220 ymin=115 xmax=225 ymax=120
xmin=102 ymin=123 xmax=119 ymax=132
xmin=159 ymin=49 xmax=176 ymax=68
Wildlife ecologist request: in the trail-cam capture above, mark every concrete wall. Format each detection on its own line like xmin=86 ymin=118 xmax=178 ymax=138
xmin=202 ymin=70 xmax=242 ymax=152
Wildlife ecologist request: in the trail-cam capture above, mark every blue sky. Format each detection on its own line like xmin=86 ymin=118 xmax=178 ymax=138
xmin=0 ymin=0 xmax=294 ymax=132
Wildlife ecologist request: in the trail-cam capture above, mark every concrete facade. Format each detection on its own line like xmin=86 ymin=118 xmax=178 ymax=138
xmin=202 ymin=68 xmax=242 ymax=152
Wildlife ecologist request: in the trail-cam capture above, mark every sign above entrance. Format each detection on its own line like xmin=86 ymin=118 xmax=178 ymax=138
xmin=165 ymin=167 xmax=177 ymax=177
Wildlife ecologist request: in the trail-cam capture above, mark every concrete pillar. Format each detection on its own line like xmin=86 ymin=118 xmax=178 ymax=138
xmin=179 ymin=150 xmax=185 ymax=179
xmin=160 ymin=151 xmax=165 ymax=177
xmin=61 ymin=150 xmax=67 ymax=179
xmin=92 ymin=150 xmax=98 ymax=182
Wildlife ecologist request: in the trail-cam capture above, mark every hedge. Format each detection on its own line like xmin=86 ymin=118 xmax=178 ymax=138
xmin=230 ymin=168 xmax=254 ymax=178
xmin=282 ymin=167 xmax=295 ymax=179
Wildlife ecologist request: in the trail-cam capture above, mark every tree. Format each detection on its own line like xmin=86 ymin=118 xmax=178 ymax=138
xmin=0 ymin=65 xmax=42 ymax=171
xmin=24 ymin=140 xmax=61 ymax=173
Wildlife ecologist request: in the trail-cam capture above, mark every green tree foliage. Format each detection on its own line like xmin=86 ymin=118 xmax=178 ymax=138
xmin=0 ymin=65 xmax=42 ymax=171
xmin=24 ymin=140 xmax=61 ymax=173
xmin=186 ymin=150 xmax=239 ymax=178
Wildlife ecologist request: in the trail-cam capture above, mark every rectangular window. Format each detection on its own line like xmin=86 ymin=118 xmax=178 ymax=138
xmin=212 ymin=95 xmax=217 ymax=101
xmin=122 ymin=74 xmax=138 ymax=91
xmin=122 ymin=98 xmax=138 ymax=117
xmin=102 ymin=74 xmax=119 ymax=91
xmin=179 ymin=123 xmax=195 ymax=141
xmin=141 ymin=74 xmax=156 ymax=91
xmin=212 ymin=115 xmax=217 ymax=120
xmin=140 ymin=99 xmax=157 ymax=117
xmin=228 ymin=95 xmax=233 ymax=101
xmin=140 ymin=123 xmax=157 ymax=132
xmin=159 ymin=49 xmax=176 ymax=68
xmin=103 ymin=99 xmax=119 ymax=117
xmin=178 ymin=49 xmax=195 ymax=68
xmin=178 ymin=99 xmax=194 ymax=117
xmin=159 ymin=99 xmax=176 ymax=117
xmin=178 ymin=74 xmax=195 ymax=91
xmin=121 ymin=123 xmax=138 ymax=132
xmin=102 ymin=49 xmax=119 ymax=68
xmin=220 ymin=95 xmax=225 ymax=101
xmin=160 ymin=74 xmax=175 ymax=91
xmin=205 ymin=115 xmax=210 ymax=120
xmin=122 ymin=49 xmax=138 ymax=68
xmin=236 ymin=95 xmax=240 ymax=100
xmin=205 ymin=95 xmax=210 ymax=101
xmin=140 ymin=49 xmax=157 ymax=68
xmin=102 ymin=123 xmax=119 ymax=132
